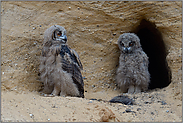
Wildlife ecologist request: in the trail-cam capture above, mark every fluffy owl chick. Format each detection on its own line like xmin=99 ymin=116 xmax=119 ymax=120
xmin=116 ymin=33 xmax=150 ymax=94
xmin=39 ymin=25 xmax=84 ymax=98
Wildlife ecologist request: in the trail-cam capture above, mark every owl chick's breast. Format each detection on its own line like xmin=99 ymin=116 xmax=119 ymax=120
xmin=119 ymin=51 xmax=147 ymax=74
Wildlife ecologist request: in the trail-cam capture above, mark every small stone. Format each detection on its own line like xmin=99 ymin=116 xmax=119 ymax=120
xmin=90 ymin=98 xmax=97 ymax=101
xmin=88 ymin=100 xmax=92 ymax=103
xmin=33 ymin=27 xmax=36 ymax=30
xmin=97 ymin=99 xmax=102 ymax=101
xmin=78 ymin=7 xmax=80 ymax=10
xmin=97 ymin=25 xmax=99 ymax=27
xmin=166 ymin=110 xmax=169 ymax=113
xmin=137 ymin=108 xmax=141 ymax=111
xmin=145 ymin=101 xmax=151 ymax=104
xmin=68 ymin=7 xmax=71 ymax=9
xmin=151 ymin=112 xmax=154 ymax=115
xmin=113 ymin=33 xmax=116 ymax=36
xmin=161 ymin=101 xmax=167 ymax=105
xmin=48 ymin=119 xmax=50 ymax=121
xmin=125 ymin=109 xmax=132 ymax=113
xmin=29 ymin=114 xmax=33 ymax=117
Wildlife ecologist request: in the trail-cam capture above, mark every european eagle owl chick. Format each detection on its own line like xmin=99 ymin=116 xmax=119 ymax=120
xmin=39 ymin=25 xmax=84 ymax=98
xmin=116 ymin=33 xmax=150 ymax=93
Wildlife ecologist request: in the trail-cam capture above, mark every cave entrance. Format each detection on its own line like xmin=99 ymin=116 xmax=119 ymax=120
xmin=132 ymin=19 xmax=172 ymax=89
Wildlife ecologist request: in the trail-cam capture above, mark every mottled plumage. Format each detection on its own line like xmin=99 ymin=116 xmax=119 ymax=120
xmin=39 ymin=25 xmax=84 ymax=98
xmin=116 ymin=33 xmax=150 ymax=93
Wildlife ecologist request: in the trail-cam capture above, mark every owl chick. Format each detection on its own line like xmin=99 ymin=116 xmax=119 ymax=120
xmin=116 ymin=33 xmax=150 ymax=94
xmin=39 ymin=25 xmax=84 ymax=98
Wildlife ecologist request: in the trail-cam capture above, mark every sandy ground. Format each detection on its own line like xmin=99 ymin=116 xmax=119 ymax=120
xmin=1 ymin=87 xmax=182 ymax=122
xmin=1 ymin=1 xmax=182 ymax=122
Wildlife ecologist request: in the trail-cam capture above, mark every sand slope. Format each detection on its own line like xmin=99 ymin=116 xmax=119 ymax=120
xmin=1 ymin=1 xmax=182 ymax=122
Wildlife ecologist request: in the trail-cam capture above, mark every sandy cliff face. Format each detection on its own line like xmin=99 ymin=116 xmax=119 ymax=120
xmin=1 ymin=1 xmax=182 ymax=122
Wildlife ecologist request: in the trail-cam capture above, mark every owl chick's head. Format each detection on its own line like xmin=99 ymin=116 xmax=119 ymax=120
xmin=118 ymin=33 xmax=141 ymax=54
xmin=44 ymin=25 xmax=67 ymax=46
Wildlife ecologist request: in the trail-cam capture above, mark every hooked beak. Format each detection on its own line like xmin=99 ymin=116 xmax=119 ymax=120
xmin=124 ymin=47 xmax=128 ymax=53
xmin=61 ymin=35 xmax=67 ymax=43
xmin=123 ymin=47 xmax=132 ymax=54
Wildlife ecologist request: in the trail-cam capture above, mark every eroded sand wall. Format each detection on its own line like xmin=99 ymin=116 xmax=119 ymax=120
xmin=1 ymin=1 xmax=182 ymax=98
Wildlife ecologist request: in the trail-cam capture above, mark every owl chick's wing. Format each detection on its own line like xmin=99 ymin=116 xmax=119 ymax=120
xmin=60 ymin=45 xmax=84 ymax=97
xmin=70 ymin=49 xmax=83 ymax=70
xmin=142 ymin=51 xmax=149 ymax=68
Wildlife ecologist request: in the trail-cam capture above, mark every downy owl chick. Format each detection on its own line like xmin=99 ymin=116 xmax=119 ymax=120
xmin=39 ymin=25 xmax=84 ymax=98
xmin=116 ymin=33 xmax=150 ymax=93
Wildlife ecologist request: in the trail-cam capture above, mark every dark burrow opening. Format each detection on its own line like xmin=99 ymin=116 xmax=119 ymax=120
xmin=132 ymin=19 xmax=172 ymax=89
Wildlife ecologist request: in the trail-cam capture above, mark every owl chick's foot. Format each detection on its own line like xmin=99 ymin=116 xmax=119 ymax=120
xmin=134 ymin=86 xmax=141 ymax=93
xmin=120 ymin=86 xmax=128 ymax=93
xmin=60 ymin=91 xmax=66 ymax=97
xmin=39 ymin=92 xmax=56 ymax=97
xmin=50 ymin=88 xmax=60 ymax=96
xmin=128 ymin=85 xmax=135 ymax=93
xmin=39 ymin=92 xmax=45 ymax=96
xmin=41 ymin=92 xmax=55 ymax=97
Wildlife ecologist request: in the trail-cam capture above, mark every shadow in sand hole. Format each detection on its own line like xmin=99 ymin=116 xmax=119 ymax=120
xmin=132 ymin=19 xmax=172 ymax=89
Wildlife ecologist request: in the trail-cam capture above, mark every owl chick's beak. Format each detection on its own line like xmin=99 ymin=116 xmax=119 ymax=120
xmin=61 ymin=35 xmax=67 ymax=43
xmin=123 ymin=47 xmax=132 ymax=54
xmin=124 ymin=47 xmax=128 ymax=53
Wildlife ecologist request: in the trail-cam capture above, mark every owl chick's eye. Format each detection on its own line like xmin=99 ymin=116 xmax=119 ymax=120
xmin=129 ymin=42 xmax=134 ymax=47
xmin=121 ymin=42 xmax=124 ymax=47
xmin=53 ymin=30 xmax=63 ymax=40
xmin=57 ymin=31 xmax=62 ymax=36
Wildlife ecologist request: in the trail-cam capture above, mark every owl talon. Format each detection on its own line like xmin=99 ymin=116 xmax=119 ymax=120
xmin=39 ymin=92 xmax=45 ymax=96
xmin=48 ymin=94 xmax=56 ymax=97
xmin=42 ymin=93 xmax=56 ymax=97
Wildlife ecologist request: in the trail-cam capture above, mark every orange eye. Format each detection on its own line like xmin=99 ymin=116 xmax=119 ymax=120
xmin=57 ymin=32 xmax=61 ymax=36
xmin=129 ymin=42 xmax=133 ymax=46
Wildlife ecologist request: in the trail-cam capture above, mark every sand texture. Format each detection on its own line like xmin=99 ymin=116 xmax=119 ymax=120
xmin=1 ymin=1 xmax=182 ymax=122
